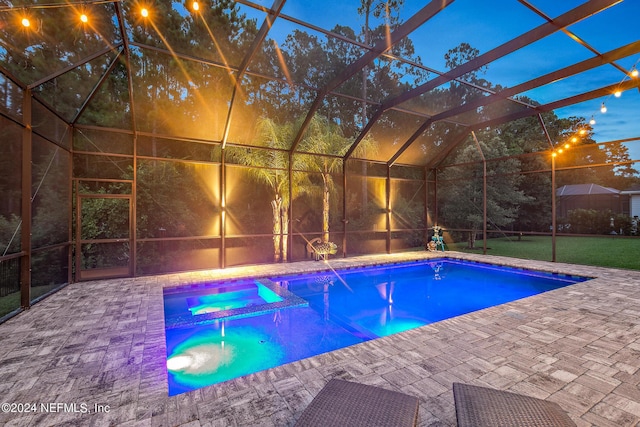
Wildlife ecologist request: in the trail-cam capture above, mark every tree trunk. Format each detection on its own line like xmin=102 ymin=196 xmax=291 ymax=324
xmin=468 ymin=230 xmax=476 ymax=249
xmin=282 ymin=207 xmax=289 ymax=262
xmin=271 ymin=196 xmax=282 ymax=262
xmin=322 ymin=173 xmax=330 ymax=243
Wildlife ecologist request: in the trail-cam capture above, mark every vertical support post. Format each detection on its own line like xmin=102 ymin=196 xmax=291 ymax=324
xmin=386 ymin=164 xmax=391 ymax=254
xmin=67 ymin=125 xmax=75 ymax=283
xmin=471 ymin=131 xmax=487 ymax=255
xmin=433 ymin=169 xmax=438 ymax=226
xmin=551 ymin=153 xmax=557 ymax=262
xmin=424 ymin=166 xmax=429 ymax=246
xmin=287 ymin=151 xmax=293 ymax=262
xmin=131 ymin=133 xmax=137 ymax=276
xmin=116 ymin=1 xmax=138 ymax=276
xmin=21 ymin=89 xmax=32 ymax=309
xmin=220 ymin=148 xmax=226 ymax=268
xmin=75 ymin=183 xmax=81 ymax=282
xmin=342 ymin=160 xmax=347 ymax=257
xmin=538 ymin=114 xmax=557 ymax=262
xmin=67 ymin=132 xmax=73 ymax=285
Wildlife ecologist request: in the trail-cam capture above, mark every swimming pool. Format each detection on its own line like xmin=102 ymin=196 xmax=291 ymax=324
xmin=163 ymin=258 xmax=589 ymax=395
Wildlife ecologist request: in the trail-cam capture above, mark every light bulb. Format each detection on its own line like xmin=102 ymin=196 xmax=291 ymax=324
xmin=579 ymin=129 xmax=586 ymax=135
xmin=571 ymin=137 xmax=577 ymax=143
xmin=589 ymin=116 xmax=596 ymax=125
xmin=21 ymin=17 xmax=30 ymax=27
xmin=141 ymin=8 xmax=149 ymax=18
xmin=193 ymin=1 xmax=200 ymax=11
xmin=80 ymin=13 xmax=88 ymax=23
xmin=614 ymin=90 xmax=622 ymax=98
xmin=631 ymin=67 xmax=639 ymax=78
xmin=600 ymin=102 xmax=607 ymax=113
xmin=564 ymin=144 xmax=570 ymax=149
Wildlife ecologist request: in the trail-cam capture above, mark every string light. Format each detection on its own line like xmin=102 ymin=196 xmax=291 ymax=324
xmin=585 ymin=59 xmax=639 ymax=129
xmin=579 ymin=129 xmax=587 ymax=136
xmin=3 ymin=0 xmax=629 ymax=138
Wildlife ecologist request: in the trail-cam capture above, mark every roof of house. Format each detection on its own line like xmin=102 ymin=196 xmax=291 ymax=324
xmin=557 ymin=184 xmax=620 ymax=197
xmin=622 ymin=184 xmax=640 ymax=194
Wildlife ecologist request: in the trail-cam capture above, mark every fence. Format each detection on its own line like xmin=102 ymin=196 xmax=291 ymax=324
xmin=0 ymin=256 xmax=20 ymax=297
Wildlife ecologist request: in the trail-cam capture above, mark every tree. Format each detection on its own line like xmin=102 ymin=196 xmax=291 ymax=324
xmin=298 ymin=116 xmax=352 ymax=243
xmin=439 ymin=135 xmax=532 ymax=248
xmin=226 ymin=117 xmax=298 ymax=262
xmin=298 ymin=114 xmax=379 ymax=244
xmin=598 ymin=142 xmax=638 ymax=190
xmin=492 ymin=112 xmax=553 ymax=231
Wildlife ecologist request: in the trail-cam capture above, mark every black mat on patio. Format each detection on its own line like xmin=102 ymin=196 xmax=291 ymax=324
xmin=295 ymin=378 xmax=419 ymax=427
xmin=453 ymin=382 xmax=576 ymax=427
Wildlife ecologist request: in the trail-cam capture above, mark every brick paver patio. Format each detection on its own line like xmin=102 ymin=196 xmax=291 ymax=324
xmin=1 ymin=251 xmax=639 ymax=426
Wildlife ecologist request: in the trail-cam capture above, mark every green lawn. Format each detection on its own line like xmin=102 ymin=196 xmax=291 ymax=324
xmin=0 ymin=292 xmax=20 ymax=319
xmin=0 ymin=284 xmax=62 ymax=319
xmin=448 ymin=236 xmax=640 ymax=270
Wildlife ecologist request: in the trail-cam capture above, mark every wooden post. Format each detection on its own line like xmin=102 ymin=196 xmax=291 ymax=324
xmin=471 ymin=131 xmax=487 ymax=255
xmin=386 ymin=165 xmax=391 ymax=254
xmin=20 ymin=89 xmax=32 ymax=308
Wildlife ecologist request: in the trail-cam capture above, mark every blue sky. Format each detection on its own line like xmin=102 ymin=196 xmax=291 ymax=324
xmin=248 ymin=0 xmax=640 ymax=161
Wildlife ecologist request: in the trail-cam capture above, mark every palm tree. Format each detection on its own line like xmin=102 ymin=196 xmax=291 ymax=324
xmin=227 ymin=117 xmax=290 ymax=261
xmin=299 ymin=115 xmax=376 ymax=243
xmin=228 ymin=117 xmax=312 ymax=262
xmin=231 ymin=114 xmax=376 ymax=260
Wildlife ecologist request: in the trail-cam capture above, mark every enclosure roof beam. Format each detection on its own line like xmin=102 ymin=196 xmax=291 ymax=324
xmin=72 ymin=47 xmax=125 ymax=125
xmin=129 ymin=40 xmax=311 ymax=94
xmin=441 ymin=39 xmax=640 ymax=121
xmin=425 ymin=129 xmax=472 ymax=169
xmin=0 ymin=65 xmax=28 ymax=90
xmin=428 ymin=77 xmax=640 ymax=169
xmin=379 ymin=0 xmax=620 ymax=112
xmin=537 ymin=114 xmax=556 ymax=150
xmin=347 ymin=0 xmax=621 ymax=160
xmin=221 ymin=0 xmax=286 ymax=149
xmin=127 ymin=41 xmax=472 ymax=132
xmin=386 ymin=39 xmax=640 ymax=165
xmin=473 ymin=77 xmax=640 ymax=131
xmin=238 ymin=0 xmax=513 ymax=103
xmin=26 ymin=44 xmax=122 ymax=90
xmin=130 ymin=41 xmax=238 ymax=71
xmin=387 ymin=119 xmax=433 ymax=167
xmin=431 ymin=40 xmax=640 ymax=126
xmin=289 ymin=0 xmax=455 ymax=154
xmin=517 ymin=0 xmax=630 ymax=76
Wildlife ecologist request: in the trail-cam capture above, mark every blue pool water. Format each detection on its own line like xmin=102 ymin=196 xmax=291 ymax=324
xmin=163 ymin=258 xmax=589 ymax=395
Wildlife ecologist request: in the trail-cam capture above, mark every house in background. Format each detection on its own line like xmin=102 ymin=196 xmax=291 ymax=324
xmin=621 ymin=184 xmax=640 ymax=218
xmin=556 ymin=184 xmax=623 ymax=218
